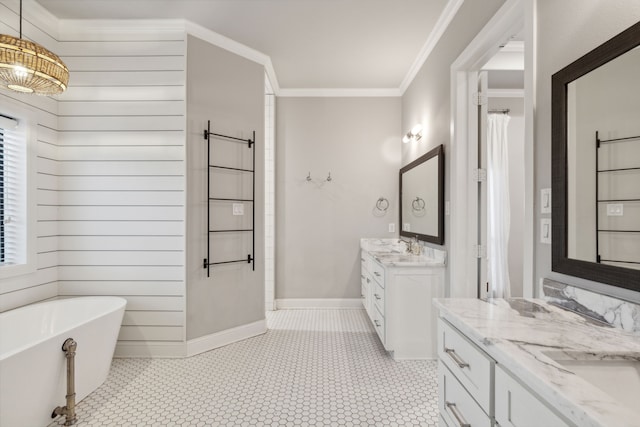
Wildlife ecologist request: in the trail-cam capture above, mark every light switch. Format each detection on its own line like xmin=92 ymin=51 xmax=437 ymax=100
xmin=541 ymin=188 xmax=551 ymax=214
xmin=607 ymin=204 xmax=624 ymax=216
xmin=388 ymin=223 xmax=395 ymax=233
xmin=445 ymin=201 xmax=450 ymax=216
xmin=232 ymin=203 xmax=244 ymax=216
xmin=403 ymin=223 xmax=411 ymax=232
xmin=540 ymin=218 xmax=551 ymax=244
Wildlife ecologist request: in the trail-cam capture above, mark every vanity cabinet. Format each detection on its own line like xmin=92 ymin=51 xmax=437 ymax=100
xmin=437 ymin=317 xmax=574 ymax=427
xmin=495 ymin=366 xmax=571 ymax=427
xmin=360 ymin=250 xmax=444 ymax=360
xmin=437 ymin=318 xmax=494 ymax=427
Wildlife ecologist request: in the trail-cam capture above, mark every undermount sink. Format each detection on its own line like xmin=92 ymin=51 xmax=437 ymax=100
xmin=546 ymin=352 xmax=640 ymax=415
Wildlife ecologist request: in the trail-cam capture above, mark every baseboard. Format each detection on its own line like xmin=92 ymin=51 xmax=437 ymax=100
xmin=275 ymin=298 xmax=364 ymax=309
xmin=186 ymin=319 xmax=267 ymax=357
xmin=114 ymin=341 xmax=187 ymax=358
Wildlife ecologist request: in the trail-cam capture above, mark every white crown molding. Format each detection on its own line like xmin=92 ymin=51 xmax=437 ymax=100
xmin=57 ymin=19 xmax=187 ymax=39
xmin=185 ymin=20 xmax=280 ymax=93
xmin=275 ymin=298 xmax=364 ymax=309
xmin=278 ymin=88 xmax=401 ymax=98
xmin=2 ymin=0 xmax=60 ymax=40
xmin=398 ymin=0 xmax=465 ymax=95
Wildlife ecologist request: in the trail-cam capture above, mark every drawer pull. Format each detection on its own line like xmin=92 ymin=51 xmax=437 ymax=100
xmin=445 ymin=402 xmax=470 ymax=427
xmin=374 ymin=320 xmax=381 ymax=327
xmin=445 ymin=348 xmax=470 ymax=369
xmin=373 ymin=271 xmax=381 ymax=277
xmin=374 ymin=293 xmax=381 ymax=300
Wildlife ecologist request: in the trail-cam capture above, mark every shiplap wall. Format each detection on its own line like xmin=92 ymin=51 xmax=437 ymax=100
xmin=0 ymin=1 xmax=59 ymax=312
xmin=54 ymin=23 xmax=187 ymax=356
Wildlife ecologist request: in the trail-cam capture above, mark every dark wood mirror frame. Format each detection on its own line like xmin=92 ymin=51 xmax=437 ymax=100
xmin=552 ymin=21 xmax=640 ymax=292
xmin=399 ymin=144 xmax=444 ymax=245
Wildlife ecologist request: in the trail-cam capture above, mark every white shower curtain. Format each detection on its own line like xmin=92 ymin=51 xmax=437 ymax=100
xmin=487 ymin=113 xmax=511 ymax=298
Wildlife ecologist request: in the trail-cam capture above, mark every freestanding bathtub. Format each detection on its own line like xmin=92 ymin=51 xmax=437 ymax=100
xmin=0 ymin=297 xmax=126 ymax=427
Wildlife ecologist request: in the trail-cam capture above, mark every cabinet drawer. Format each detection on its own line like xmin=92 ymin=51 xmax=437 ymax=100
xmin=495 ymin=366 xmax=571 ymax=427
xmin=372 ymin=305 xmax=385 ymax=345
xmin=439 ymin=361 xmax=492 ymax=427
xmin=438 ymin=318 xmax=494 ymax=414
xmin=372 ymin=281 xmax=385 ymax=315
xmin=370 ymin=260 xmax=385 ymax=287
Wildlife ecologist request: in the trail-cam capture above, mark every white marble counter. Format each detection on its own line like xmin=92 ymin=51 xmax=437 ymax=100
xmin=360 ymin=238 xmax=446 ymax=267
xmin=434 ymin=298 xmax=640 ymax=427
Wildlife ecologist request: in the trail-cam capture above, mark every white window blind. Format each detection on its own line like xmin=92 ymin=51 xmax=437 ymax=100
xmin=0 ymin=114 xmax=29 ymax=268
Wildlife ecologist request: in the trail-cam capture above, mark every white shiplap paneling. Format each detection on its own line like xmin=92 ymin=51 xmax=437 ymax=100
xmin=55 ymin=29 xmax=187 ymax=350
xmin=0 ymin=2 xmax=60 ymax=311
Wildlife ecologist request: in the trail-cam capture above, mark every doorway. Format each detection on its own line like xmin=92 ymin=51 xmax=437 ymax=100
xmin=448 ymin=0 xmax=535 ymax=299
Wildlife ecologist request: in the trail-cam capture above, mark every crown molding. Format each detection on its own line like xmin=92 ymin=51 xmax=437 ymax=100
xmin=57 ymin=19 xmax=187 ymax=40
xmin=398 ymin=0 xmax=465 ymax=95
xmin=487 ymin=88 xmax=524 ymax=98
xmin=185 ymin=20 xmax=280 ymax=93
xmin=278 ymin=88 xmax=401 ymax=98
xmin=2 ymin=0 xmax=60 ymax=40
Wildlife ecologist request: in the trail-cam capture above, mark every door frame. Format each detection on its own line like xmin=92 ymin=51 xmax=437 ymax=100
xmin=448 ymin=0 xmax=536 ymax=298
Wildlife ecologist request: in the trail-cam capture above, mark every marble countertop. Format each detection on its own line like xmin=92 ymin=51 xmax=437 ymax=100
xmin=434 ymin=298 xmax=640 ymax=427
xmin=360 ymin=238 xmax=446 ymax=267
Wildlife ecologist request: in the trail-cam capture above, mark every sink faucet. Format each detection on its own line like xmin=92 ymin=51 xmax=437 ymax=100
xmin=407 ymin=235 xmax=422 ymax=255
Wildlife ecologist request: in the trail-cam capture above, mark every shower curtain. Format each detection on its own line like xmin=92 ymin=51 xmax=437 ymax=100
xmin=487 ymin=113 xmax=511 ymax=298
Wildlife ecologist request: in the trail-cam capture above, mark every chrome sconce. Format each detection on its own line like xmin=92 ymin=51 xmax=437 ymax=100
xmin=402 ymin=124 xmax=423 ymax=144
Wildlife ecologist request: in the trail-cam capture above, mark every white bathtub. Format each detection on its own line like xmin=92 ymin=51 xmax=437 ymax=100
xmin=0 ymin=297 xmax=126 ymax=427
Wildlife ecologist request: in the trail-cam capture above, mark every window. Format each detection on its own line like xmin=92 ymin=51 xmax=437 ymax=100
xmin=0 ymin=107 xmax=37 ymax=279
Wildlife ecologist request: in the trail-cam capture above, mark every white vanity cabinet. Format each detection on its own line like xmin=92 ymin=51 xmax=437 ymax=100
xmin=437 ymin=318 xmax=495 ymax=427
xmin=360 ymin=249 xmax=444 ymax=360
xmin=437 ymin=317 xmax=574 ymax=427
xmin=495 ymin=366 xmax=571 ymax=427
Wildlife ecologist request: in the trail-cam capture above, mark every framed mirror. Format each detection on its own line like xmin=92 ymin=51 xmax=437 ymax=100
xmin=552 ymin=21 xmax=640 ymax=292
xmin=399 ymin=144 xmax=444 ymax=245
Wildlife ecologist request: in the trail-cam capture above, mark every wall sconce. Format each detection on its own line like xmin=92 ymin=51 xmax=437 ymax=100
xmin=402 ymin=124 xmax=423 ymax=144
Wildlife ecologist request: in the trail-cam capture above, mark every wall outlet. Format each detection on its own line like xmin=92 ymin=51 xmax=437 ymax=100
xmin=540 ymin=218 xmax=551 ymax=244
xmin=232 ymin=203 xmax=244 ymax=216
xmin=541 ymin=188 xmax=551 ymax=214
xmin=445 ymin=201 xmax=450 ymax=215
xmin=388 ymin=223 xmax=395 ymax=233
xmin=607 ymin=203 xmax=623 ymax=216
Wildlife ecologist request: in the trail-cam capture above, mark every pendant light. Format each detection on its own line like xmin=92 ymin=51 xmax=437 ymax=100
xmin=0 ymin=0 xmax=69 ymax=95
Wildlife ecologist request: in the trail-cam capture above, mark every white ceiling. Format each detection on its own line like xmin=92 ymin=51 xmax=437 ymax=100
xmin=36 ymin=0 xmax=451 ymax=91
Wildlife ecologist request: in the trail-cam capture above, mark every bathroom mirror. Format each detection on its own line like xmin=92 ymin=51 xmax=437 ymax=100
xmin=552 ymin=21 xmax=640 ymax=292
xmin=399 ymin=144 xmax=444 ymax=245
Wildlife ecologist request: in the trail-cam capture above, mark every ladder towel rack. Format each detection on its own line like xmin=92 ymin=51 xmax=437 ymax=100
xmin=203 ymin=120 xmax=255 ymax=277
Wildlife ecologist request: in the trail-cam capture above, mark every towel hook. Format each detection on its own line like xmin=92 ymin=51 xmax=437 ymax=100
xmin=306 ymin=171 xmax=312 ymax=182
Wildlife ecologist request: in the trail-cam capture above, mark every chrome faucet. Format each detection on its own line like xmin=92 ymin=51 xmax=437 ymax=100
xmin=407 ymin=236 xmax=422 ymax=255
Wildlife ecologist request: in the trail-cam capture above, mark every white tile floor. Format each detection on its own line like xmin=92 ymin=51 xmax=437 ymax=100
xmin=49 ymin=309 xmax=439 ymax=426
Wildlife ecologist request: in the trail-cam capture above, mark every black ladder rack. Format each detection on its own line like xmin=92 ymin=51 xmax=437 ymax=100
xmin=595 ymin=131 xmax=640 ymax=266
xmin=203 ymin=120 xmax=255 ymax=277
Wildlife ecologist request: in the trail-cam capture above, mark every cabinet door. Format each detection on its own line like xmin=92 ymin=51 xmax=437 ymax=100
xmin=495 ymin=366 xmax=572 ymax=427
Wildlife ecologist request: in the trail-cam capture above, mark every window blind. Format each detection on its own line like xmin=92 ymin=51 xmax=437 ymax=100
xmin=0 ymin=114 xmax=26 ymax=266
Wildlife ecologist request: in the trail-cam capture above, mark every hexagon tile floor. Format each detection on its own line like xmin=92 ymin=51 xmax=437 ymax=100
xmin=49 ymin=309 xmax=439 ymax=426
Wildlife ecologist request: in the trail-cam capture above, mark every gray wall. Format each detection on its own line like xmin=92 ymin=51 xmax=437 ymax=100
xmin=186 ymin=36 xmax=265 ymax=339
xmin=536 ymin=0 xmax=640 ymax=301
xmin=400 ymin=0 xmax=506 ymax=290
xmin=275 ymin=97 xmax=401 ymax=300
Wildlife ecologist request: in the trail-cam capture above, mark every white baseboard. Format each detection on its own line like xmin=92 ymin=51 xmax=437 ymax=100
xmin=114 ymin=319 xmax=267 ymax=358
xmin=275 ymin=298 xmax=364 ymax=309
xmin=114 ymin=341 xmax=186 ymax=358
xmin=186 ymin=319 xmax=267 ymax=357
